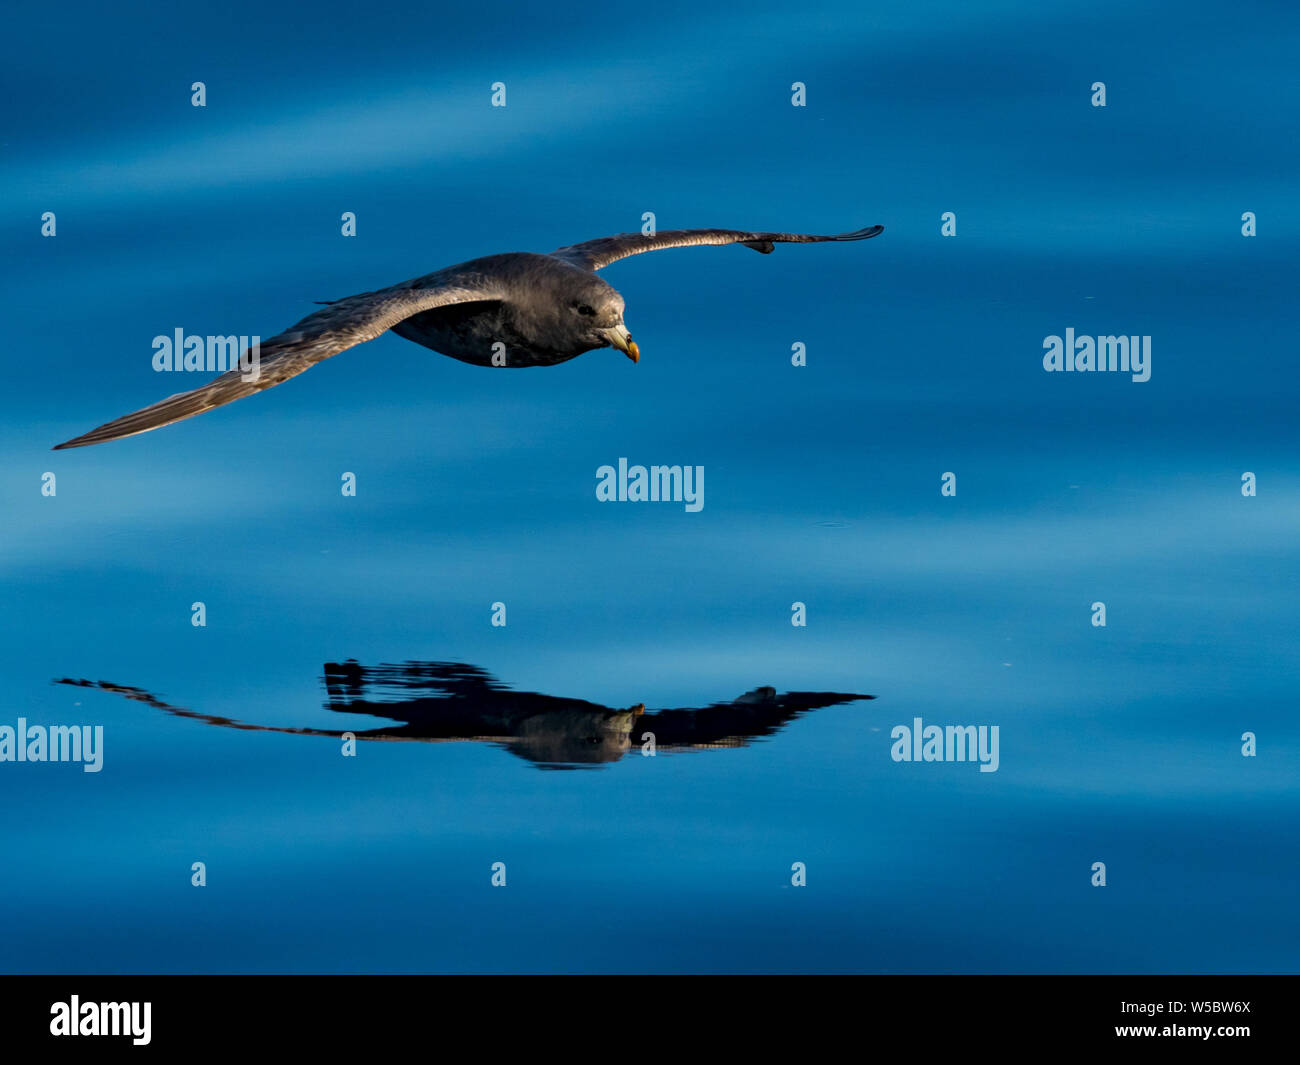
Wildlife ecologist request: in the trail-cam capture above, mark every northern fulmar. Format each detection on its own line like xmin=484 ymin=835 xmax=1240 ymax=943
xmin=53 ymin=223 xmax=883 ymax=449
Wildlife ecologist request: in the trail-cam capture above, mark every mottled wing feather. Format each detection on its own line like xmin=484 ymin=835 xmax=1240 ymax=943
xmin=53 ymin=275 xmax=500 ymax=449
xmin=551 ymin=224 xmax=883 ymax=271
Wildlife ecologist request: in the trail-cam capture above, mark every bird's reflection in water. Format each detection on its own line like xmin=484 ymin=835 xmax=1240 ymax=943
xmin=57 ymin=660 xmax=874 ymax=769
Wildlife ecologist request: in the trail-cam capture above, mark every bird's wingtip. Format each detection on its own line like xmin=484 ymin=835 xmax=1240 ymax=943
xmin=52 ymin=429 xmax=113 ymax=449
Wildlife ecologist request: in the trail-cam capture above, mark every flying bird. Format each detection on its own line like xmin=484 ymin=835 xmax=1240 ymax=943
xmin=53 ymin=223 xmax=883 ymax=449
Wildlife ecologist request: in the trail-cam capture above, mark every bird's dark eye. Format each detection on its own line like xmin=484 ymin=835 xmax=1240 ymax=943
xmin=577 ymin=304 xmax=596 ymax=317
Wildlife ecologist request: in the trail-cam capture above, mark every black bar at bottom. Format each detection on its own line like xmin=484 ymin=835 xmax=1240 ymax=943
xmin=0 ymin=975 xmax=1289 ymax=1053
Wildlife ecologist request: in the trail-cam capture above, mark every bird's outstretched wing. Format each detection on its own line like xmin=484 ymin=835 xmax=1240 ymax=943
xmin=53 ymin=273 xmax=502 ymax=449
xmin=551 ymin=224 xmax=883 ymax=272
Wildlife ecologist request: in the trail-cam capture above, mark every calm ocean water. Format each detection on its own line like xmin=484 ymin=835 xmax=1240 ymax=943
xmin=1 ymin=0 xmax=1297 ymax=972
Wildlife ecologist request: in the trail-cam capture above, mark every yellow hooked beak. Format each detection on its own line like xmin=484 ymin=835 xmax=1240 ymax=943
xmin=605 ymin=323 xmax=640 ymax=363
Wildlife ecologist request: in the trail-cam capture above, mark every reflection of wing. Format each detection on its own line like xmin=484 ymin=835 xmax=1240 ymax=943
xmin=53 ymin=273 xmax=503 ymax=449
xmin=552 ymin=225 xmax=883 ymax=271
xmin=642 ymin=688 xmax=875 ymax=751
xmin=54 ymin=677 xmax=360 ymax=739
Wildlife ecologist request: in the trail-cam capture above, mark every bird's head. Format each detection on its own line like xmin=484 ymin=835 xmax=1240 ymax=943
xmin=565 ymin=277 xmax=638 ymax=362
